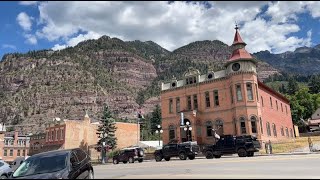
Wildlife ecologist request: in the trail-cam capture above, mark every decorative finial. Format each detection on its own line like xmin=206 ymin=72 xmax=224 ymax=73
xmin=235 ymin=21 xmax=239 ymax=30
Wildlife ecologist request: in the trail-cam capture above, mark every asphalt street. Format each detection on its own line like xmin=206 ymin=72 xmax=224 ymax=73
xmin=93 ymin=153 xmax=320 ymax=179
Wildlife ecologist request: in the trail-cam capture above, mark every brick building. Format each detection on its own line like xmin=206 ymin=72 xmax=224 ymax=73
xmin=160 ymin=26 xmax=294 ymax=145
xmin=0 ymin=125 xmax=31 ymax=163
xmin=28 ymin=113 xmax=140 ymax=159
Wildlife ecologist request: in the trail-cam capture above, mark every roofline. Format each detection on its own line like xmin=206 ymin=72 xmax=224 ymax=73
xmin=258 ymin=80 xmax=290 ymax=104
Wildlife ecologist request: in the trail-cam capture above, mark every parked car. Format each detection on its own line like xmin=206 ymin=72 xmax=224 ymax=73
xmin=11 ymin=157 xmax=27 ymax=172
xmin=113 ymin=147 xmax=144 ymax=164
xmin=10 ymin=148 xmax=94 ymax=179
xmin=202 ymin=135 xmax=261 ymax=159
xmin=154 ymin=141 xmax=200 ymax=161
xmin=0 ymin=160 xmax=12 ymax=179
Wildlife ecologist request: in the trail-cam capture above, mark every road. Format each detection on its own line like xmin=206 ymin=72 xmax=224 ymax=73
xmin=93 ymin=154 xmax=320 ymax=179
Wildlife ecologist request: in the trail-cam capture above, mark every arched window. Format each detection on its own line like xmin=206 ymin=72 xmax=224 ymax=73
xmin=169 ymin=125 xmax=175 ymax=140
xmin=206 ymin=121 xmax=213 ymax=137
xmin=240 ymin=117 xmax=246 ymax=134
xmin=290 ymin=128 xmax=293 ymax=138
xmin=281 ymin=127 xmax=284 ymax=136
xmin=285 ymin=128 xmax=289 ymax=137
xmin=272 ymin=123 xmax=277 ymax=137
xmin=215 ymin=119 xmax=224 ymax=135
xmin=266 ymin=122 xmax=271 ymax=136
xmin=250 ymin=116 xmax=257 ymax=133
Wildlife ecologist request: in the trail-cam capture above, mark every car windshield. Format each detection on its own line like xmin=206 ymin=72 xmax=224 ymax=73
xmin=12 ymin=153 xmax=68 ymax=177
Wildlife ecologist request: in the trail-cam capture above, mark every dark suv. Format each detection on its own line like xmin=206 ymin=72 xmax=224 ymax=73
xmin=113 ymin=147 xmax=144 ymax=164
xmin=10 ymin=148 xmax=94 ymax=179
xmin=154 ymin=141 xmax=200 ymax=161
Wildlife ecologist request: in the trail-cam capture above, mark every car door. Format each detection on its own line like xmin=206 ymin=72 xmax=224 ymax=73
xmin=170 ymin=144 xmax=178 ymax=156
xmin=74 ymin=149 xmax=90 ymax=179
xmin=223 ymin=137 xmax=235 ymax=154
xmin=68 ymin=151 xmax=81 ymax=179
xmin=162 ymin=145 xmax=170 ymax=157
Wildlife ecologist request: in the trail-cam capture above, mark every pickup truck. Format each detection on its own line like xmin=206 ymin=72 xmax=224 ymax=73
xmin=202 ymin=135 xmax=261 ymax=158
xmin=154 ymin=141 xmax=200 ymax=161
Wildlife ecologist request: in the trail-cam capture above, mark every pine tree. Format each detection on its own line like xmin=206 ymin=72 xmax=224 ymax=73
xmin=96 ymin=105 xmax=118 ymax=150
xmin=309 ymin=75 xmax=320 ymax=94
xmin=287 ymin=77 xmax=299 ymax=95
xmin=150 ymin=105 xmax=162 ymax=133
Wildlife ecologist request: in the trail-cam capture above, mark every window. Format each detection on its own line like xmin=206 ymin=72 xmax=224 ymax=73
xmin=169 ymin=126 xmax=175 ymax=140
xmin=176 ymin=97 xmax=180 ymax=113
xmin=266 ymin=122 xmax=271 ymax=136
xmin=46 ymin=132 xmax=49 ymax=142
xmin=246 ymin=83 xmax=253 ymax=100
xmin=23 ymin=150 xmax=25 ymax=156
xmin=214 ymin=90 xmax=219 ymax=106
xmin=17 ymin=149 xmax=21 ymax=156
xmin=255 ymin=84 xmax=259 ymax=101
xmin=290 ymin=129 xmax=293 ymax=138
xmin=193 ymin=94 xmax=198 ymax=110
xmin=270 ymin=97 xmax=273 ymax=108
xmin=10 ymin=140 xmax=14 ymax=145
xmin=261 ymin=96 xmax=264 ymax=107
xmin=56 ymin=130 xmax=58 ymax=140
xmin=52 ymin=131 xmax=55 ymax=141
xmin=281 ymin=127 xmax=284 ymax=136
xmin=236 ymin=84 xmax=243 ymax=101
xmin=61 ymin=129 xmax=64 ymax=140
xmin=70 ymin=152 xmax=79 ymax=165
xmin=215 ymin=120 xmax=224 ymax=135
xmin=260 ymin=117 xmax=263 ymax=134
xmin=234 ymin=119 xmax=237 ymax=135
xmin=272 ymin=124 xmax=277 ymax=137
xmin=285 ymin=106 xmax=288 ymax=115
xmin=251 ymin=116 xmax=257 ymax=133
xmin=230 ymin=86 xmax=234 ymax=104
xmin=240 ymin=117 xmax=246 ymax=134
xmin=187 ymin=96 xmax=192 ymax=110
xmin=4 ymin=149 xmax=7 ymax=157
xmin=285 ymin=128 xmax=289 ymax=137
xmin=169 ymin=98 xmax=173 ymax=113
xmin=206 ymin=121 xmax=213 ymax=137
xmin=205 ymin=92 xmax=210 ymax=108
xmin=57 ymin=129 xmax=61 ymax=140
xmin=281 ymin=103 xmax=283 ymax=112
xmin=10 ymin=149 xmax=13 ymax=156
xmin=276 ymin=100 xmax=278 ymax=111
xmin=186 ymin=76 xmax=197 ymax=85
xmin=4 ymin=140 xmax=8 ymax=145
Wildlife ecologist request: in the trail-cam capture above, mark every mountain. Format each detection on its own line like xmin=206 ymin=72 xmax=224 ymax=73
xmin=253 ymin=44 xmax=320 ymax=75
xmin=0 ymin=37 xmax=278 ymax=132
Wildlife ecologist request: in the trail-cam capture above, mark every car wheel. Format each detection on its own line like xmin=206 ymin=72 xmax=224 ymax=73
xmin=247 ymin=152 xmax=254 ymax=157
xmin=188 ymin=155 xmax=195 ymax=160
xmin=205 ymin=151 xmax=214 ymax=159
xmin=129 ymin=157 xmax=134 ymax=163
xmin=214 ymin=155 xmax=221 ymax=159
xmin=179 ymin=152 xmax=187 ymax=160
xmin=238 ymin=148 xmax=247 ymax=157
xmin=0 ymin=175 xmax=7 ymax=179
xmin=123 ymin=161 xmax=128 ymax=164
xmin=155 ymin=154 xmax=163 ymax=162
xmin=88 ymin=170 xmax=94 ymax=179
xmin=113 ymin=159 xmax=119 ymax=164
xmin=138 ymin=159 xmax=143 ymax=163
xmin=164 ymin=157 xmax=170 ymax=161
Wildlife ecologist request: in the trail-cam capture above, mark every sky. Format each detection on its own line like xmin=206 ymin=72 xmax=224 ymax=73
xmin=1 ymin=1 xmax=320 ymax=59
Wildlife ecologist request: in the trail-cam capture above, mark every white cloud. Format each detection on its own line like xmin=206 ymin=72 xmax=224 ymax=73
xmin=16 ymin=12 xmax=32 ymax=31
xmin=2 ymin=44 xmax=17 ymax=50
xmin=27 ymin=1 xmax=319 ymax=54
xmin=19 ymin=1 xmax=37 ymax=5
xmin=24 ymin=34 xmax=37 ymax=45
xmin=52 ymin=31 xmax=101 ymax=51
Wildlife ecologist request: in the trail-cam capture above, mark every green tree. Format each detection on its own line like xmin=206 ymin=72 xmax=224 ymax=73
xmin=309 ymin=75 xmax=320 ymax=94
xmin=150 ymin=105 xmax=162 ymax=134
xmin=96 ymin=105 xmax=118 ymax=150
xmin=287 ymin=77 xmax=299 ymax=95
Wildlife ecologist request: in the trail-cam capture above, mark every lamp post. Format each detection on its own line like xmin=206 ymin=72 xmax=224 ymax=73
xmin=183 ymin=121 xmax=192 ymax=142
xmin=97 ymin=131 xmax=107 ymax=164
xmin=155 ymin=125 xmax=163 ymax=146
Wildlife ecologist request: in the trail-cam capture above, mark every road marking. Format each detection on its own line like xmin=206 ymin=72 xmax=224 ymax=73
xmin=94 ymin=154 xmax=320 ymax=170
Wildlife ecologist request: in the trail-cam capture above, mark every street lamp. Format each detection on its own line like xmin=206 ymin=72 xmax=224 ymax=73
xmin=155 ymin=125 xmax=163 ymax=146
xmin=96 ymin=131 xmax=107 ymax=164
xmin=183 ymin=121 xmax=192 ymax=142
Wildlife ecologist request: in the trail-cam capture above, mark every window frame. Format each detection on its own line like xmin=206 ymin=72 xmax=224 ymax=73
xmin=214 ymin=90 xmax=219 ymax=106
xmin=246 ymin=83 xmax=254 ymax=101
xmin=236 ymin=84 xmax=243 ymax=101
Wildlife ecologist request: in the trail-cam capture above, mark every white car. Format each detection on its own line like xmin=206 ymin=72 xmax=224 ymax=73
xmin=0 ymin=160 xmax=12 ymax=179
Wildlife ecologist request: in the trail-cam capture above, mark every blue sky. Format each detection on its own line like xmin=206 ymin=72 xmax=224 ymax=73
xmin=1 ymin=1 xmax=320 ymax=59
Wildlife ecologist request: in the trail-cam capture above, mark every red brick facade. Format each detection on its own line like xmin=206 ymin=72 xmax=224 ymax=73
xmin=160 ymin=27 xmax=294 ymax=145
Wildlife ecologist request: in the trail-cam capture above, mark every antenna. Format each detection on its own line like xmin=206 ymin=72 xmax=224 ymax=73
xmin=235 ymin=21 xmax=239 ymax=30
